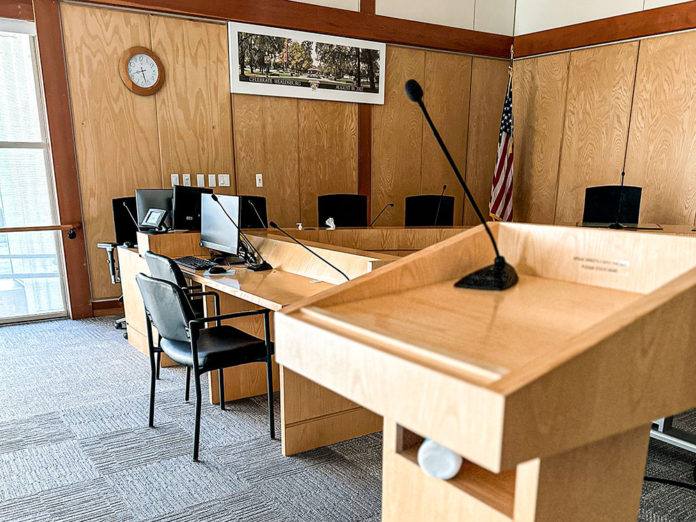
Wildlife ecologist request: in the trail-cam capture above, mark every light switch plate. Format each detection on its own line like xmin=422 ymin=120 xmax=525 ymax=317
xmin=196 ymin=174 xmax=205 ymax=187
xmin=182 ymin=173 xmax=191 ymax=186
xmin=208 ymin=174 xmax=216 ymax=187
xmin=255 ymin=173 xmax=263 ymax=188
xmin=218 ymin=174 xmax=230 ymax=187
xmin=170 ymin=173 xmax=179 ymax=187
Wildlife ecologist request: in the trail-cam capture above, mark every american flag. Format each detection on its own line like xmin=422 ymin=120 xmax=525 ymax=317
xmin=489 ymin=72 xmax=514 ymax=222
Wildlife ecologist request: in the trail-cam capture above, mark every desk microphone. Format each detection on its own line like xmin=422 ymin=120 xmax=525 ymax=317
xmin=405 ymin=79 xmax=518 ymax=291
xmin=609 ymin=171 xmax=627 ymax=230
xmin=123 ymin=201 xmax=143 ymax=231
xmin=247 ymin=200 xmax=267 ymax=229
xmin=434 ymin=184 xmax=447 ymax=226
xmin=210 ymin=194 xmax=272 ymax=271
xmin=269 ymin=221 xmax=350 ymax=281
xmin=369 ymin=203 xmax=394 ymax=227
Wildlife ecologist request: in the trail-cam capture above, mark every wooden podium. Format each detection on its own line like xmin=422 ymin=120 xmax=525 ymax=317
xmin=275 ymin=223 xmax=696 ymax=521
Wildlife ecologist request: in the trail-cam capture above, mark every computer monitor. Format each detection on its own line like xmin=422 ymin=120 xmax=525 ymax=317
xmin=135 ymin=189 xmax=173 ymax=229
xmin=200 ymin=193 xmax=240 ymax=255
xmin=111 ymin=196 xmax=138 ymax=245
xmin=582 ymin=185 xmax=642 ymax=225
xmin=240 ymin=195 xmax=268 ymax=228
xmin=172 ymin=185 xmax=213 ymax=230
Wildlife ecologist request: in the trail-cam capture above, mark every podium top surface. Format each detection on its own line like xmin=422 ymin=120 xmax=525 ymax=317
xmin=275 ymin=223 xmax=696 ymax=470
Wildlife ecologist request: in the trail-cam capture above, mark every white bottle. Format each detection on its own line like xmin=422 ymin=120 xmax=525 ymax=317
xmin=417 ymin=438 xmax=463 ymax=480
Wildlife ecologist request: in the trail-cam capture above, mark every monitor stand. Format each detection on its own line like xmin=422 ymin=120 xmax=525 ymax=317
xmin=579 ymin=222 xmax=663 ymax=231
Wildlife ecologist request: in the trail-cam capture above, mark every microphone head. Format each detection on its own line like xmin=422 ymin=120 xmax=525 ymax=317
xmin=210 ymin=194 xmax=219 ymax=202
xmin=405 ymin=79 xmax=423 ymax=102
xmin=269 ymin=221 xmax=279 ymax=229
xmin=443 ymin=184 xmax=447 ymax=190
xmin=388 ymin=203 xmax=394 ymax=207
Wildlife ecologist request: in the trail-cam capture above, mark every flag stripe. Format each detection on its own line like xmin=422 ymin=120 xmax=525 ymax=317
xmin=489 ymin=73 xmax=513 ymax=222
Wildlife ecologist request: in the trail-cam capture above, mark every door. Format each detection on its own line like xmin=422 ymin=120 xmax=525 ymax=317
xmin=0 ymin=20 xmax=68 ymax=323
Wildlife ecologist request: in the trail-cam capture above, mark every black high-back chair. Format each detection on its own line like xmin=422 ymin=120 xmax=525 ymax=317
xmin=136 ymin=273 xmax=275 ymax=461
xmin=239 ymin=195 xmax=268 ymax=228
xmin=317 ymin=194 xmax=368 ymax=228
xmin=404 ymin=195 xmax=455 ymax=227
xmin=145 ymin=251 xmax=206 ymax=384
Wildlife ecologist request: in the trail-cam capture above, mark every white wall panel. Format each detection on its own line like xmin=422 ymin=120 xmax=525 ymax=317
xmin=289 ymin=0 xmax=359 ymax=11
xmin=376 ymin=0 xmax=475 ymax=30
xmin=514 ymin=0 xmax=643 ymax=35
xmin=474 ymin=0 xmax=515 ymax=35
xmin=644 ymin=0 xmax=691 ymax=9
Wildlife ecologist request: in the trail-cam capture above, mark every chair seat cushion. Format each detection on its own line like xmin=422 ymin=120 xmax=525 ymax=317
xmin=160 ymin=325 xmax=267 ymax=371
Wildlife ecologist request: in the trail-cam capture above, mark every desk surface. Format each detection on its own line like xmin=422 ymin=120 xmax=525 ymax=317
xmin=181 ymin=265 xmax=333 ymax=311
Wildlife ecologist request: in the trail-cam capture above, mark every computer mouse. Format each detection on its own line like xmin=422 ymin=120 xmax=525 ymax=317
xmin=208 ymin=266 xmax=227 ymax=274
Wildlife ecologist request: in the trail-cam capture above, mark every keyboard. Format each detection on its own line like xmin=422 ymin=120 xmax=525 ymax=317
xmin=174 ymin=256 xmax=218 ymax=271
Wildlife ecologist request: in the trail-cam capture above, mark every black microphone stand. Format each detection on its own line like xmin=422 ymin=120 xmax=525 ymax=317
xmin=369 ymin=203 xmax=394 ymax=227
xmin=269 ymin=221 xmax=350 ymax=281
xmin=405 ymin=79 xmax=518 ymax=291
xmin=608 ymin=171 xmax=627 ymax=230
xmin=433 ymin=184 xmax=446 ymax=226
xmin=211 ymin=195 xmax=271 ymax=271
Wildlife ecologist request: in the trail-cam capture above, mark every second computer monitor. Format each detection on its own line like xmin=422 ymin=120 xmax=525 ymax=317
xmin=135 ymin=189 xmax=173 ymax=229
xmin=200 ymin=194 xmax=240 ymax=255
xmin=172 ymin=185 xmax=213 ymax=230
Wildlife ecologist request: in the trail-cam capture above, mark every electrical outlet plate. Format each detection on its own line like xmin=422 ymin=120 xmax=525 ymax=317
xmin=196 ymin=174 xmax=205 ymax=187
xmin=170 ymin=173 xmax=179 ymax=187
xmin=182 ymin=174 xmax=191 ymax=186
xmin=208 ymin=174 xmax=216 ymax=187
xmin=255 ymin=173 xmax=263 ymax=188
xmin=218 ymin=174 xmax=230 ymax=187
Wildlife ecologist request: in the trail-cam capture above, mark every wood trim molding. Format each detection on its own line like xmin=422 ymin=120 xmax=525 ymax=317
xmin=360 ymin=0 xmax=375 ymax=16
xmin=92 ymin=298 xmax=124 ymax=315
xmin=34 ymin=0 xmax=93 ymax=319
xmin=514 ymin=2 xmax=696 ymax=57
xmin=0 ymin=0 xmax=34 ymax=21
xmin=72 ymin=0 xmax=511 ymax=57
xmin=357 ymin=104 xmax=372 ymax=222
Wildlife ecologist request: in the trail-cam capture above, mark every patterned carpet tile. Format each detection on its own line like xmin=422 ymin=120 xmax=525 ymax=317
xmin=0 ymin=411 xmax=74 ymax=455
xmin=0 ymin=440 xmax=99 ymax=502
xmin=106 ymin=454 xmax=245 ymax=520
xmin=78 ymin=422 xmax=193 ymax=476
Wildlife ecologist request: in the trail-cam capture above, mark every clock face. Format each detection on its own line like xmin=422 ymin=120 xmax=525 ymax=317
xmin=127 ymin=53 xmax=159 ymax=89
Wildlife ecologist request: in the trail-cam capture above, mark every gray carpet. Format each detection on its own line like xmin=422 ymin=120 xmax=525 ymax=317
xmin=0 ymin=316 xmax=694 ymax=521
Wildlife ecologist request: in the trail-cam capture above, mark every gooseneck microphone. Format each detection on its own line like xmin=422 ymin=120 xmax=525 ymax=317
xmin=369 ymin=203 xmax=394 ymax=227
xmin=269 ymin=221 xmax=350 ymax=282
xmin=247 ymin=200 xmax=267 ymax=229
xmin=123 ymin=201 xmax=143 ymax=231
xmin=434 ymin=184 xmax=447 ymax=226
xmin=405 ymin=79 xmax=518 ymax=291
xmin=609 ymin=171 xmax=627 ymax=230
xmin=210 ymin=194 xmax=272 ymax=271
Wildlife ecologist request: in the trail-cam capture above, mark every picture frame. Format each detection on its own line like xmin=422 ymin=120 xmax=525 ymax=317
xmin=228 ymin=22 xmax=386 ymax=105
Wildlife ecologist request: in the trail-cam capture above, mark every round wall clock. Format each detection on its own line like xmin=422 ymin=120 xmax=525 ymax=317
xmin=119 ymin=46 xmax=165 ymax=96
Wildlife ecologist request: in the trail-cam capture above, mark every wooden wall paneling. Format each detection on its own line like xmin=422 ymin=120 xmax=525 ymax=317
xmin=2 ymin=0 xmax=34 ymax=21
xmin=419 ymin=51 xmax=472 ymax=226
xmin=512 ymin=52 xmax=570 ymax=224
xmin=298 ymin=100 xmax=358 ymax=227
xmin=357 ymin=104 xmax=373 ymax=223
xmin=232 ymin=94 xmax=300 ymax=226
xmin=554 ymin=42 xmax=639 ymax=225
xmin=624 ymin=31 xmax=696 ymax=224
xmin=150 ymin=16 xmax=236 ymax=194
xmin=61 ymin=4 xmax=162 ymax=300
xmin=464 ymin=57 xmax=509 ymax=226
xmin=372 ymin=45 xmax=426 ymax=226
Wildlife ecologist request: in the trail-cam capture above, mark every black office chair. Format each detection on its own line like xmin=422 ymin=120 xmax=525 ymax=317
xmin=404 ymin=195 xmax=455 ymax=227
xmin=136 ymin=273 xmax=275 ymax=461
xmin=317 ymin=194 xmax=368 ymax=228
xmin=144 ymin=251 xmax=206 ymax=384
xmin=239 ymin=195 xmax=268 ymax=228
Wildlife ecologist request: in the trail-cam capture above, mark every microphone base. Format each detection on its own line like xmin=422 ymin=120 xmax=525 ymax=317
xmin=454 ymin=256 xmax=518 ymax=291
xmin=247 ymin=261 xmax=273 ymax=272
xmin=608 ymin=222 xmax=625 ymax=229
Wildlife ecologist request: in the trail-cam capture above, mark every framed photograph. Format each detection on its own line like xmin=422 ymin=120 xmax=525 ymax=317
xmin=228 ymin=22 xmax=385 ymax=105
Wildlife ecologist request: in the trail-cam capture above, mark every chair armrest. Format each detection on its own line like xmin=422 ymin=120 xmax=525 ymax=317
xmin=189 ymin=309 xmax=267 ymax=327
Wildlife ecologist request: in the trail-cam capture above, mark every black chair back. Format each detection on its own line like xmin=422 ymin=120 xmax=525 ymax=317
xmin=404 ymin=195 xmax=455 ymax=226
xmin=112 ymin=197 xmax=138 ymax=245
xmin=240 ymin=195 xmax=268 ymax=228
xmin=317 ymin=194 xmax=368 ymax=227
xmin=136 ymin=273 xmax=194 ymax=343
xmin=144 ymin=251 xmax=188 ymax=288
xmin=582 ymin=185 xmax=642 ymax=224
